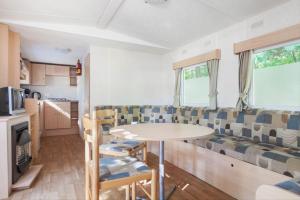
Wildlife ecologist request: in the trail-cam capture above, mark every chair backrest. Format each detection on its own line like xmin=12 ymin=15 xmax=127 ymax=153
xmin=83 ymin=112 xmax=100 ymax=200
xmin=96 ymin=109 xmax=118 ymax=127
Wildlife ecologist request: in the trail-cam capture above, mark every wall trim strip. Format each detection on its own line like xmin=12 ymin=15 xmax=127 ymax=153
xmin=173 ymin=49 xmax=221 ymax=69
xmin=234 ymin=23 xmax=300 ymax=54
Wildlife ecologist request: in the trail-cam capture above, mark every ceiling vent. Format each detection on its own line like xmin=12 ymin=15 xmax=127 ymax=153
xmin=251 ymin=20 xmax=264 ymax=30
xmin=145 ymin=0 xmax=168 ymax=4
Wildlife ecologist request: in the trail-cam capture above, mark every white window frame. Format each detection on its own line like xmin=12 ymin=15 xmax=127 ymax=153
xmin=249 ymin=40 xmax=300 ymax=111
xmin=180 ymin=63 xmax=209 ymax=107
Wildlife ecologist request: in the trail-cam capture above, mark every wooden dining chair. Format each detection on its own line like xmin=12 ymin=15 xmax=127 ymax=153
xmin=83 ymin=112 xmax=157 ymax=200
xmin=96 ymin=109 xmax=148 ymax=162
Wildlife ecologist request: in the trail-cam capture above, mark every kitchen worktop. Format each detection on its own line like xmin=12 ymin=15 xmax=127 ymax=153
xmin=0 ymin=113 xmax=29 ymax=122
xmin=39 ymin=99 xmax=78 ymax=102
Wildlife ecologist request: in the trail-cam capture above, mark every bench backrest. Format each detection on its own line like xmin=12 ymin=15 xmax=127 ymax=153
xmin=95 ymin=105 xmax=300 ymax=149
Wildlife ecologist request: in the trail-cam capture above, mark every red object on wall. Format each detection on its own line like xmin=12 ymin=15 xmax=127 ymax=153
xmin=76 ymin=59 xmax=82 ymax=76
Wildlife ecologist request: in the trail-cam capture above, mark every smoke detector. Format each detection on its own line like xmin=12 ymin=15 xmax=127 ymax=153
xmin=145 ymin=0 xmax=168 ymax=4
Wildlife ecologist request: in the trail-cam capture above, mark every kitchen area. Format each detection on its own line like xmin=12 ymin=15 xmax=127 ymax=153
xmin=0 ymin=22 xmax=85 ymax=199
xmin=20 ymin=59 xmax=80 ymax=137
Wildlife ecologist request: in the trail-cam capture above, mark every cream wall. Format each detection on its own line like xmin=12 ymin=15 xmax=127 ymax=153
xmin=88 ymin=0 xmax=300 ymax=109
xmin=89 ymin=46 xmax=173 ymax=109
xmin=164 ymin=0 xmax=300 ymax=108
xmin=22 ymin=76 xmax=78 ymax=100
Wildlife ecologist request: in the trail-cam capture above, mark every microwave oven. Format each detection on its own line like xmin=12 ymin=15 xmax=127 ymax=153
xmin=0 ymin=87 xmax=25 ymax=116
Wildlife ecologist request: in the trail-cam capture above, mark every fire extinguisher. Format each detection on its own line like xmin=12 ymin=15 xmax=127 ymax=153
xmin=76 ymin=59 xmax=82 ymax=76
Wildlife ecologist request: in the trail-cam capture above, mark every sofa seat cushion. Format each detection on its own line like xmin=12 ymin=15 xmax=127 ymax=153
xmin=191 ymin=133 xmax=300 ymax=178
xmin=100 ymin=139 xmax=145 ymax=155
xmin=100 ymin=156 xmax=150 ymax=181
xmin=276 ymin=178 xmax=300 ymax=195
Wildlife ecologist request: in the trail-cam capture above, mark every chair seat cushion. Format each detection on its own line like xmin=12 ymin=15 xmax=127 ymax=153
xmin=100 ymin=139 xmax=144 ymax=155
xmin=100 ymin=156 xmax=150 ymax=181
xmin=101 ymin=124 xmax=113 ymax=135
xmin=276 ymin=178 xmax=300 ymax=195
xmin=191 ymin=133 xmax=300 ymax=178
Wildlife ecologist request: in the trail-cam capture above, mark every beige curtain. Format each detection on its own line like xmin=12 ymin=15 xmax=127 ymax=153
xmin=236 ymin=50 xmax=253 ymax=111
xmin=173 ymin=68 xmax=182 ymax=107
xmin=207 ymin=59 xmax=219 ymax=110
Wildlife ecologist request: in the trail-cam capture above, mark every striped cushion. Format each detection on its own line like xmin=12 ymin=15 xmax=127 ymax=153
xmin=100 ymin=156 xmax=150 ymax=181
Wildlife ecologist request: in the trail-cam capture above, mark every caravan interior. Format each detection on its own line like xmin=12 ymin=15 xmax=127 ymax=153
xmin=0 ymin=0 xmax=300 ymax=200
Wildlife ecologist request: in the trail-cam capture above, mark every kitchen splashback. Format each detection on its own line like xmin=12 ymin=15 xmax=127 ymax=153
xmin=22 ymin=76 xmax=78 ymax=100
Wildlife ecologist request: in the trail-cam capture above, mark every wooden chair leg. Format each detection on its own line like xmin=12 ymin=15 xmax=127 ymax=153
xmin=85 ymin=163 xmax=90 ymax=200
xmin=131 ymin=182 xmax=136 ymax=200
xmin=125 ymin=185 xmax=130 ymax=200
xmin=151 ymin=169 xmax=157 ymax=200
xmin=143 ymin=143 xmax=147 ymax=163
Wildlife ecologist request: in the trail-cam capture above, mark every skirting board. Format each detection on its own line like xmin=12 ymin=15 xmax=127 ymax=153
xmin=11 ymin=165 xmax=43 ymax=191
xmin=42 ymin=127 xmax=79 ymax=137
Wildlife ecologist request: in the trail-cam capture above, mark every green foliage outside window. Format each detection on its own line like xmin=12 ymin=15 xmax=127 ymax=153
xmin=254 ymin=43 xmax=300 ymax=69
xmin=183 ymin=64 xmax=208 ymax=80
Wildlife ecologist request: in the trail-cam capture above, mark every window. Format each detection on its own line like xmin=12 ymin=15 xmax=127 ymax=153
xmin=181 ymin=63 xmax=209 ymax=106
xmin=251 ymin=42 xmax=300 ymax=110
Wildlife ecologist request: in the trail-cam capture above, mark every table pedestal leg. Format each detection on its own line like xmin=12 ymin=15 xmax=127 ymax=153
xmin=159 ymin=141 xmax=165 ymax=200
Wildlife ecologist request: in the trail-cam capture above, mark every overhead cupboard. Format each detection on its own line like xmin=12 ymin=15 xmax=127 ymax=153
xmin=45 ymin=64 xmax=69 ymax=76
xmin=23 ymin=61 xmax=77 ymax=86
xmin=31 ymin=64 xmax=46 ymax=86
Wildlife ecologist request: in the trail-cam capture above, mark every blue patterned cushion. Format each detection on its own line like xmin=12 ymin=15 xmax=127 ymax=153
xmin=101 ymin=124 xmax=113 ymax=135
xmin=95 ymin=105 xmax=300 ymax=178
xmin=190 ymin=133 xmax=300 ymax=178
xmin=100 ymin=139 xmax=144 ymax=155
xmin=140 ymin=105 xmax=173 ymax=123
xmin=100 ymin=157 xmax=150 ymax=181
xmin=276 ymin=178 xmax=300 ymax=195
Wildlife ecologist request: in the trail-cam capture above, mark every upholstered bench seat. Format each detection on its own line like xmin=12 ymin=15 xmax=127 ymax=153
xmin=276 ymin=178 xmax=300 ymax=195
xmin=100 ymin=139 xmax=145 ymax=156
xmin=96 ymin=105 xmax=300 ymax=178
xmin=100 ymin=156 xmax=150 ymax=181
xmin=190 ymin=133 xmax=300 ymax=178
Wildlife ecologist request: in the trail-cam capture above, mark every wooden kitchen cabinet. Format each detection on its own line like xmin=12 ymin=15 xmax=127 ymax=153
xmin=0 ymin=24 xmax=20 ymax=88
xmin=56 ymin=102 xmax=71 ymax=129
xmin=31 ymin=64 xmax=46 ymax=85
xmin=24 ymin=98 xmax=40 ymax=160
xmin=44 ymin=102 xmax=58 ymax=129
xmin=45 ymin=65 xmax=69 ymax=76
xmin=44 ymin=101 xmax=71 ymax=130
xmin=8 ymin=31 xmax=20 ymax=88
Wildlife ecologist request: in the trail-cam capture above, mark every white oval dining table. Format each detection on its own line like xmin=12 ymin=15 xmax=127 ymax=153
xmin=110 ymin=123 xmax=214 ymax=200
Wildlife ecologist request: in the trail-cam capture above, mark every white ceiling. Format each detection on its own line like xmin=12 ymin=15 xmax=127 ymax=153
xmin=0 ymin=0 xmax=290 ymax=62
xmin=0 ymin=0 xmax=111 ymax=26
xmin=108 ymin=0 xmax=290 ymax=48
xmin=17 ymin=25 xmax=88 ymax=64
